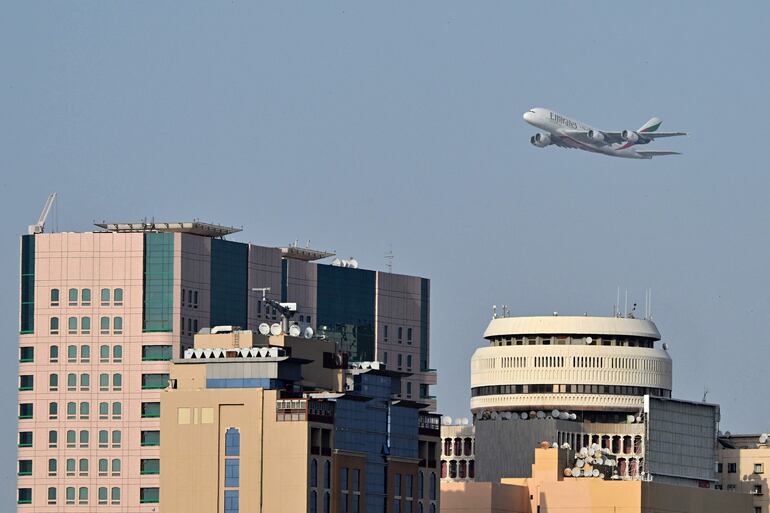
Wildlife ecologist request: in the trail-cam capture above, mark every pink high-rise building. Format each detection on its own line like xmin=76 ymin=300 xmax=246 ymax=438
xmin=16 ymin=221 xmax=435 ymax=511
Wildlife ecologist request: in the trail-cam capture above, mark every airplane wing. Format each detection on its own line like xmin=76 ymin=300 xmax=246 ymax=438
xmin=635 ymin=131 xmax=687 ymax=139
xmin=563 ymin=129 xmax=623 ymax=145
xmin=636 ymin=150 xmax=681 ymax=158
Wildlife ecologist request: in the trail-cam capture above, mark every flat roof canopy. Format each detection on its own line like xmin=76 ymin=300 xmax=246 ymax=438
xmin=95 ymin=221 xmax=241 ymax=238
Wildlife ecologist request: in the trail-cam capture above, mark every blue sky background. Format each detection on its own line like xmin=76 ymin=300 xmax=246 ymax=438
xmin=1 ymin=1 xmax=768 ymax=502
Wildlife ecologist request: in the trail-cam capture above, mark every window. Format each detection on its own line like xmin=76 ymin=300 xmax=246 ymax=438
xmin=81 ymin=288 xmax=91 ymax=306
xmin=48 ymin=487 xmax=57 ymax=504
xmin=111 ymin=458 xmax=121 ymax=476
xmin=49 ymin=373 xmax=58 ymax=391
xmin=19 ymin=374 xmax=33 ymax=391
xmin=67 ymin=344 xmax=76 ymax=362
xmin=113 ymin=373 xmax=122 ymax=391
xmin=66 ymin=487 xmax=75 ymax=505
xmin=114 ymin=288 xmax=123 ymax=305
xmin=224 ymin=490 xmax=239 ymax=513
xmin=48 ymin=402 xmax=58 ymax=419
xmin=407 ymin=327 xmax=413 ymax=343
xmin=100 ymin=344 xmax=109 ymax=362
xmin=324 ymin=491 xmax=330 ymax=513
xmin=101 ymin=288 xmax=110 ymax=306
xmin=50 ymin=316 xmax=59 ymax=334
xmin=728 ymin=462 xmax=737 ymax=473
xmin=407 ymin=354 xmax=412 ymax=370
xmin=99 ymin=402 xmax=108 ymax=419
xmin=66 ymin=458 xmax=75 ymax=476
xmin=47 ymin=430 xmax=56 ymax=448
xmin=19 ymin=403 xmax=33 ymax=419
xmin=142 ymin=373 xmax=169 ymax=389
xmin=78 ymin=486 xmax=88 ymax=505
xmin=226 ymin=427 xmax=240 ymax=456
xmin=141 ymin=402 xmax=160 ymax=418
xmin=19 ymin=346 xmax=34 ymax=363
xmin=79 ymin=458 xmax=89 ymax=476
xmin=18 ymin=431 xmax=32 ymax=448
xmin=98 ymin=459 xmax=108 ymax=476
xmin=99 ymin=430 xmax=108 ymax=448
xmin=310 ymin=459 xmax=318 ymax=487
xmin=753 ymin=484 xmax=762 ymax=495
xmin=140 ymin=459 xmax=160 ymax=475
xmin=398 ymin=353 xmax=403 ymax=369
xmin=67 ymin=373 xmax=76 ymax=391
xmin=66 ymin=429 xmax=76 ymax=447
xmin=68 ymin=288 xmax=78 ymax=306
xmin=18 ymin=488 xmax=32 ymax=505
xmin=406 ymin=381 xmax=412 ymax=397
xmin=48 ymin=458 xmax=57 ymax=476
xmin=51 ymin=288 xmax=60 ymax=306
xmin=225 ymin=459 xmax=239 ymax=486
xmin=113 ymin=316 xmax=123 ymax=334
xmin=112 ymin=401 xmax=122 ymax=419
xmin=99 ymin=373 xmax=109 ymax=391
xmin=18 ymin=459 xmax=32 ymax=476
xmin=140 ymin=487 xmax=159 ymax=504
xmin=398 ymin=326 xmax=403 ymax=341
xmin=756 ymin=463 xmax=764 ymax=474
xmin=111 ymin=487 xmax=120 ymax=505
xmin=717 ymin=463 xmax=723 ymax=473
xmin=81 ymin=344 xmax=90 ymax=362
xmin=68 ymin=316 xmax=77 ymax=334
xmin=79 ymin=430 xmax=89 ymax=448
xmin=98 ymin=487 xmax=108 ymax=505
xmin=112 ymin=430 xmax=121 ymax=448
xmin=80 ymin=401 xmax=89 ymax=419
xmin=141 ymin=430 xmax=161 ymax=446
xmin=113 ymin=345 xmax=122 ymax=362
xmin=100 ymin=316 xmax=110 ymax=334
xmin=142 ymin=345 xmax=173 ymax=361
xmin=324 ymin=461 xmax=331 ymax=488
xmin=49 ymin=345 xmax=58 ymax=362
xmin=310 ymin=490 xmax=317 ymax=513
xmin=80 ymin=373 xmax=90 ymax=390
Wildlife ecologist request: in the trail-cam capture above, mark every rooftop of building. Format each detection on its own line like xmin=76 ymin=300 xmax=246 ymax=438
xmin=94 ymin=220 xmax=242 ymax=237
xmin=484 ymin=315 xmax=661 ymax=341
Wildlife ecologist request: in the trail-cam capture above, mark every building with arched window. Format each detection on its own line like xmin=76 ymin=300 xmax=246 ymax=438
xmin=440 ymin=422 xmax=475 ymax=483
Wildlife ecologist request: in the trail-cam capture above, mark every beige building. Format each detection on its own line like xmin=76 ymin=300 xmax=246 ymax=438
xmin=441 ymin=445 xmax=752 ymax=513
xmin=440 ymin=421 xmax=475 ymax=482
xmin=717 ymin=434 xmax=770 ymax=513
xmin=161 ymin=328 xmax=441 ymax=513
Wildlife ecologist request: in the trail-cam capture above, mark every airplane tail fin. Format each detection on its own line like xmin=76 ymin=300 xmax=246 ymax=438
xmin=638 ymin=117 xmax=662 ymax=133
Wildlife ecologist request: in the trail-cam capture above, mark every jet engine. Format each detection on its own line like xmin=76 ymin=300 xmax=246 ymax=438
xmin=621 ymin=130 xmax=639 ymax=143
xmin=587 ymin=129 xmax=604 ymax=143
xmin=530 ymin=132 xmax=551 ymax=147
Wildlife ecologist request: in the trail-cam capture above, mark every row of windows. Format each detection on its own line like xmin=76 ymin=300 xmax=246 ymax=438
xmin=46 ymin=401 xmax=123 ymax=421
xmin=31 ymin=372 xmax=123 ymax=392
xmin=50 ymin=288 xmax=124 ymax=307
xmin=49 ymin=316 xmax=123 ymax=335
xmin=471 ymin=383 xmax=673 ymax=398
xmin=224 ymin=428 xmax=240 ymax=513
xmin=18 ymin=429 xmax=159 ymax=448
xmin=19 ymin=486 xmax=123 ymax=506
xmin=474 ymin=355 xmax=668 ymax=372
xmin=18 ymin=457 xmax=138 ymax=477
xmin=490 ymin=335 xmax=656 ymax=348
xmin=716 ymin=462 xmax=762 ymax=474
xmin=181 ymin=288 xmax=199 ymax=308
xmin=443 ymin=438 xmax=473 ymax=457
xmin=383 ymin=325 xmax=414 ymax=344
xmin=181 ymin=316 xmax=199 ymax=336
xmin=441 ymin=459 xmax=475 ymax=479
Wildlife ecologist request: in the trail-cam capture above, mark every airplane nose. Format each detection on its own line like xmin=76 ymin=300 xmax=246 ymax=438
xmin=523 ymin=111 xmax=533 ymax=122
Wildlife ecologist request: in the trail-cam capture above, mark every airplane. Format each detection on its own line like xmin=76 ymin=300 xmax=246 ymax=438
xmin=523 ymin=108 xmax=687 ymax=159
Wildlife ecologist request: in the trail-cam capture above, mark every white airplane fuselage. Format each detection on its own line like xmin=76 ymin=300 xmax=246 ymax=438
xmin=524 ymin=108 xmax=654 ymax=159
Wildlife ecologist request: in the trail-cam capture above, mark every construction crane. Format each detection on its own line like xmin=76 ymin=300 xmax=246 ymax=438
xmin=28 ymin=193 xmax=57 ymax=234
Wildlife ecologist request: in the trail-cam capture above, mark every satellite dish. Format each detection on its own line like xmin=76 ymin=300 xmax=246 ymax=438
xmin=569 ymin=413 xmax=577 ymax=420
xmin=258 ymin=323 xmax=270 ymax=335
xmin=511 ymin=412 xmax=520 ymax=420
xmin=586 ymin=336 xmax=593 ymax=344
xmin=572 ymin=467 xmax=581 ymax=477
xmin=761 ymin=434 xmax=768 ymax=444
xmin=288 ymin=324 xmax=301 ymax=337
xmin=576 ymin=459 xmax=585 ymax=468
xmin=552 ymin=409 xmax=560 ymax=418
xmin=724 ymin=431 xmax=731 ymax=438
xmin=443 ymin=416 xmax=452 ymax=425
xmin=462 ymin=417 xmax=469 ymax=425
xmin=304 ymin=327 xmax=314 ymax=339
xmin=348 ymin=258 xmax=358 ymax=269
xmin=592 ymin=469 xmax=600 ymax=477
xmin=501 ymin=412 xmax=512 ymax=420
xmin=331 ymin=258 xmax=342 ymax=266
xmin=536 ymin=411 xmax=545 ymax=419
xmin=559 ymin=412 xmax=569 ymax=420
xmin=662 ymin=342 xmax=669 ymax=350
xmin=520 ymin=412 xmax=528 ymax=420
xmin=270 ymin=323 xmax=282 ymax=336
xmin=491 ymin=411 xmax=498 ymax=420
xmin=552 ymin=443 xmax=558 ymax=448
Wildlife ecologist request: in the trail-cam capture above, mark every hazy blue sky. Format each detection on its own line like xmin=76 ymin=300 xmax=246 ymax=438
xmin=1 ymin=1 xmax=768 ymax=502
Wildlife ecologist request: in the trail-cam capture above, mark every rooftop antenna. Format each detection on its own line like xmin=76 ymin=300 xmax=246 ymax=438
xmin=702 ymin=387 xmax=709 ymax=403
xmin=492 ymin=305 xmax=497 ymax=319
xmin=615 ymin=287 xmax=621 ymax=317
xmin=28 ymin=192 xmax=57 ymax=234
xmin=624 ymin=290 xmax=628 ymax=318
xmin=385 ymin=245 xmax=394 ymax=273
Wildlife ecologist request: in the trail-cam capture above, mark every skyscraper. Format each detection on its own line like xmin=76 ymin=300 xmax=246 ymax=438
xmin=16 ymin=221 xmax=435 ymax=511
